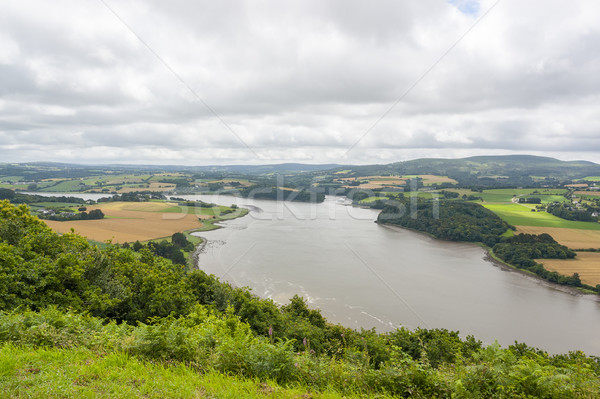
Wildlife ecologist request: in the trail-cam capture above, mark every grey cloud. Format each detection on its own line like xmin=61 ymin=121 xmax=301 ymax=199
xmin=1 ymin=0 xmax=600 ymax=165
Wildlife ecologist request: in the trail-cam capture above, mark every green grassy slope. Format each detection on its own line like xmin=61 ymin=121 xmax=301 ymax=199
xmin=482 ymin=203 xmax=600 ymax=229
xmin=0 ymin=345 xmax=358 ymax=399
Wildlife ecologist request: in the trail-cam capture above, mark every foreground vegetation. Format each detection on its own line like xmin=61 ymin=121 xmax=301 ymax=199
xmin=1 ymin=200 xmax=600 ymax=397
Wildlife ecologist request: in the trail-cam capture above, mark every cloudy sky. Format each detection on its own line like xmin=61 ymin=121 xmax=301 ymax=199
xmin=1 ymin=0 xmax=600 ymax=165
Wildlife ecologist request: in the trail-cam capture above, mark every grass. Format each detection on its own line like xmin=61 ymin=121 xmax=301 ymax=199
xmin=0 ymin=176 xmax=24 ymax=182
xmin=436 ymin=188 xmax=478 ymax=196
xmin=477 ymin=192 xmax=516 ymax=202
xmin=193 ymin=208 xmax=250 ymax=232
xmin=0 ymin=345 xmax=356 ymax=399
xmin=482 ymin=203 xmax=600 ymax=230
xmin=478 ymin=189 xmax=568 ymax=203
xmin=582 ymin=176 xmax=600 ymax=181
xmin=0 ymin=184 xmax=29 ymax=190
xmin=40 ymin=180 xmax=87 ymax=192
xmin=520 ymin=194 xmax=569 ymax=204
xmin=358 ymin=196 xmax=387 ymax=203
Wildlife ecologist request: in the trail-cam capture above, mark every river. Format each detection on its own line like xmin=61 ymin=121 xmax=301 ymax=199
xmin=183 ymin=194 xmax=600 ymax=356
xmin=30 ymin=191 xmax=600 ymax=355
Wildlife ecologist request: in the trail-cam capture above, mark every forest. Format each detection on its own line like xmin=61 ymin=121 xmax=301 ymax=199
xmin=378 ymin=199 xmax=510 ymax=247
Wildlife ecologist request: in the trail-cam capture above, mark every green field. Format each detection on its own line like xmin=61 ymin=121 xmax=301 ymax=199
xmin=0 ymin=175 xmax=24 ymax=182
xmin=358 ymin=196 xmax=388 ymax=203
xmin=482 ymin=203 xmax=600 ymax=230
xmin=34 ymin=174 xmax=159 ymax=193
xmin=582 ymin=176 xmax=600 ymax=181
xmin=478 ymin=192 xmax=517 ymax=202
xmin=478 ymin=189 xmax=567 ymax=203
xmin=159 ymin=204 xmax=234 ymax=216
xmin=40 ymin=180 xmax=87 ymax=192
xmin=435 ymin=188 xmax=478 ymax=196
xmin=520 ymin=194 xmax=569 ymax=204
xmin=0 ymin=183 xmax=29 ymax=190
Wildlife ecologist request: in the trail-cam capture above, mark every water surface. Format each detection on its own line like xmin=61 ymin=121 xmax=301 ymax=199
xmin=187 ymin=195 xmax=600 ymax=355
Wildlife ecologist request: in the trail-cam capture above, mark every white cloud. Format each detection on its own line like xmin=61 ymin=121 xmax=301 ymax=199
xmin=1 ymin=0 xmax=600 ymax=165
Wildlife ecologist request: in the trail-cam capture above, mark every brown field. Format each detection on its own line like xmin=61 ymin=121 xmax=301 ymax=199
xmin=338 ymin=175 xmax=406 ymax=189
xmin=515 ymin=226 xmax=600 ymax=249
xmin=43 ymin=202 xmax=209 ymax=243
xmin=566 ymin=184 xmax=588 ymax=188
xmin=538 ymin=252 xmax=600 ymax=286
xmin=117 ymin=182 xmax=176 ymax=193
xmin=574 ymin=190 xmax=600 ymax=196
xmin=436 ymin=188 xmax=477 ymax=196
xmin=414 ymin=175 xmax=458 ymax=185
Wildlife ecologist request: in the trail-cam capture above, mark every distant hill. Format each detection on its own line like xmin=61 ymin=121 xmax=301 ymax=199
xmin=189 ymin=163 xmax=343 ymax=174
xmin=2 ymin=156 xmax=599 ymax=185
xmin=330 ymin=155 xmax=600 ymax=188
xmin=0 ymin=162 xmax=344 ymax=180
xmin=337 ymin=155 xmax=596 ymax=178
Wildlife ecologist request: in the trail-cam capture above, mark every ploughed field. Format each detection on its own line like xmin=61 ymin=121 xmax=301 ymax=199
xmin=43 ymin=201 xmax=208 ymax=243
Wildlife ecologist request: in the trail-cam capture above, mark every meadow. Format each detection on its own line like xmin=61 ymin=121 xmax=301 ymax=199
xmin=477 ymin=188 xmax=568 ymax=203
xmin=0 ymin=345 xmax=352 ymax=399
xmin=482 ymin=203 xmax=600 ymax=230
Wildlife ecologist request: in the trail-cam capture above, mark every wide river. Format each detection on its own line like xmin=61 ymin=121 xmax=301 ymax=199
xmin=31 ymin=192 xmax=600 ymax=355
xmin=182 ymin=195 xmax=600 ymax=356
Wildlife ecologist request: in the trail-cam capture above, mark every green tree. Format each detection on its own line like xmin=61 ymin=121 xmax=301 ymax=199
xmin=171 ymin=232 xmax=188 ymax=248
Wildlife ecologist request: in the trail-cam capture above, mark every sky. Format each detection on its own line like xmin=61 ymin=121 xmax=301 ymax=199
xmin=1 ymin=0 xmax=600 ymax=166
